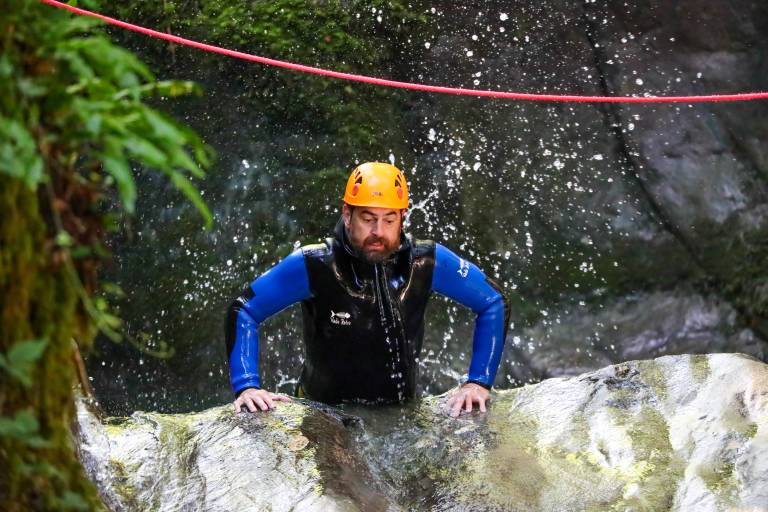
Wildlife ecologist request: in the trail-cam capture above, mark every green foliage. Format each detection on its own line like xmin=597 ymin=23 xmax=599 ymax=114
xmin=0 ymin=339 xmax=48 ymax=387
xmin=0 ymin=411 xmax=49 ymax=448
xmin=0 ymin=117 xmax=44 ymax=187
xmin=0 ymin=1 xmax=220 ymax=509
xmin=0 ymin=0 xmax=214 ymax=226
xmin=109 ymin=0 xmax=429 ymax=154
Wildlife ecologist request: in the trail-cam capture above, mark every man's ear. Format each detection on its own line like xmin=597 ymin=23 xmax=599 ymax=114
xmin=342 ymin=203 xmax=352 ymax=228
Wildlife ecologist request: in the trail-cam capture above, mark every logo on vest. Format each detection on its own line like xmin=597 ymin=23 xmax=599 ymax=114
xmin=330 ymin=310 xmax=352 ymax=326
xmin=457 ymin=258 xmax=470 ymax=278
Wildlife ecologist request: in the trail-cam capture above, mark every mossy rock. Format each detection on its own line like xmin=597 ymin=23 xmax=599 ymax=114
xmin=76 ymin=354 xmax=768 ymax=511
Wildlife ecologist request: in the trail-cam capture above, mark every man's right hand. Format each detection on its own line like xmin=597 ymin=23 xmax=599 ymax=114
xmin=233 ymin=388 xmax=292 ymax=413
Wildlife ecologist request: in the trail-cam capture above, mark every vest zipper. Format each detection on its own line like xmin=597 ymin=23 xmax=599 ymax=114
xmin=373 ymin=262 xmax=411 ymax=402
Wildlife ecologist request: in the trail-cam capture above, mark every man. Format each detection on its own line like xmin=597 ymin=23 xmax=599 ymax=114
xmin=226 ymin=162 xmax=510 ymax=417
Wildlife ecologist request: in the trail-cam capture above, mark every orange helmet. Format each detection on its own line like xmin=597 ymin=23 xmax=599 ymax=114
xmin=343 ymin=162 xmax=409 ymax=209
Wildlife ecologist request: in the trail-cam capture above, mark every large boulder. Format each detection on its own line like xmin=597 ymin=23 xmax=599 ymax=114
xmin=499 ymin=289 xmax=768 ymax=384
xmin=75 ymin=399 xmax=391 ymax=511
xmin=76 ymin=353 xmax=768 ymax=511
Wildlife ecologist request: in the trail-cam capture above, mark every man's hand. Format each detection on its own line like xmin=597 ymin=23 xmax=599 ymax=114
xmin=233 ymin=388 xmax=292 ymax=413
xmin=446 ymin=382 xmax=490 ymax=417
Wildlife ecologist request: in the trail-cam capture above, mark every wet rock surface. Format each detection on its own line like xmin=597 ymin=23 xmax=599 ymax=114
xmin=76 ymin=398 xmax=392 ymax=511
xmin=77 ymin=354 xmax=768 ymax=511
xmin=500 ymin=289 xmax=768 ymax=384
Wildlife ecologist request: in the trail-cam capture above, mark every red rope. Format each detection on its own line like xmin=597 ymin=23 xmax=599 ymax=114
xmin=42 ymin=0 xmax=768 ymax=103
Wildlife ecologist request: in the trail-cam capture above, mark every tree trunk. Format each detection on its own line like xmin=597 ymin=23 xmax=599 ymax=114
xmin=0 ymin=176 xmax=102 ymax=511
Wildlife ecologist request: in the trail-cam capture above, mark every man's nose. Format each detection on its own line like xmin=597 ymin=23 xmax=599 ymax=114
xmin=371 ymin=220 xmax=382 ymax=235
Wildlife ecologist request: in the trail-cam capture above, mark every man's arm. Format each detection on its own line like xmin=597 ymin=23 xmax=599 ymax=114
xmin=431 ymin=244 xmax=510 ymax=415
xmin=226 ymin=249 xmax=311 ymax=410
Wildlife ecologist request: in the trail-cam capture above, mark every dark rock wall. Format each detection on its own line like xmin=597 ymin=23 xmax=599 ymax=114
xmin=87 ymin=0 xmax=768 ymax=413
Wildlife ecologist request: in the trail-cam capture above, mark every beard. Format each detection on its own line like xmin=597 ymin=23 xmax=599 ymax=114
xmin=359 ymin=234 xmax=398 ymax=263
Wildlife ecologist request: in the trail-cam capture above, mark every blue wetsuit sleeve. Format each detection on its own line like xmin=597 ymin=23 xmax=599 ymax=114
xmin=225 ymin=249 xmax=311 ymax=396
xmin=431 ymin=244 xmax=510 ymax=388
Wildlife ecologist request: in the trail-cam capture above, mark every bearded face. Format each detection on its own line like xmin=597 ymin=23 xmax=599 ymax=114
xmin=342 ymin=204 xmax=404 ymax=263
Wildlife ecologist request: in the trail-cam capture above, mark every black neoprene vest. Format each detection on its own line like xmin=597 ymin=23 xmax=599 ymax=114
xmin=298 ymin=219 xmax=435 ymax=404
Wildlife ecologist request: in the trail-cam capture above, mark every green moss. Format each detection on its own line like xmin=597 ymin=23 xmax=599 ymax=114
xmin=720 ymin=227 xmax=768 ymax=332
xmin=568 ymin=412 xmax=592 ymax=448
xmin=457 ymin=396 xmax=654 ymax=511
xmin=613 ymin=406 xmax=685 ymax=512
xmin=698 ymin=461 xmax=739 ymax=508
xmin=108 ymin=459 xmax=140 ymax=508
xmin=626 ymin=406 xmax=670 ymax=461
xmin=637 ymin=361 xmax=669 ymax=402
xmin=1 ymin=0 xmax=212 ymax=508
xmin=699 ymin=461 xmax=736 ymax=492
xmin=456 ymin=404 xmax=546 ymax=511
xmin=1 ymin=178 xmax=105 ymax=511
xmin=689 ymin=355 xmax=711 ymax=384
xmin=599 ymin=368 xmax=688 ymax=511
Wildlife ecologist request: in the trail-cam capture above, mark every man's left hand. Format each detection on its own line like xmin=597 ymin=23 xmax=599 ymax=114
xmin=446 ymin=382 xmax=490 ymax=417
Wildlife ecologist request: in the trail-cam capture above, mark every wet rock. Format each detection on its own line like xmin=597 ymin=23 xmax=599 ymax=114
xmin=500 ymin=288 xmax=768 ymax=384
xmin=77 ymin=354 xmax=768 ymax=511
xmin=405 ymin=0 xmax=768 ymax=325
xmin=75 ymin=399 xmax=392 ymax=511
xmin=584 ymin=0 xmax=768 ymax=325
xmin=356 ymin=354 xmax=768 ymax=511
